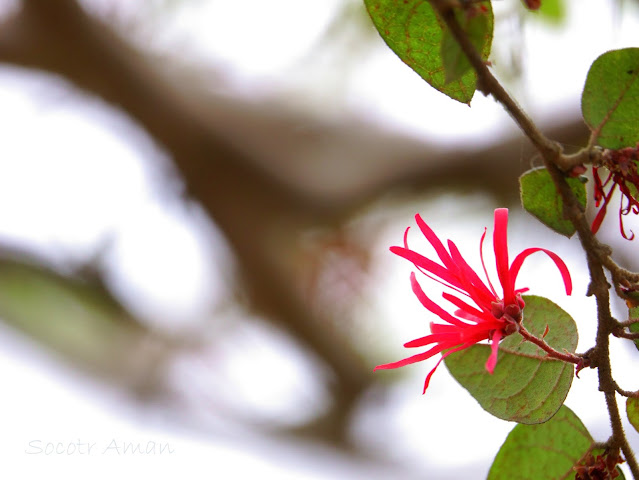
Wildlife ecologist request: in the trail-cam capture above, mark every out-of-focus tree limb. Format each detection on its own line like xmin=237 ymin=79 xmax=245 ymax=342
xmin=0 ymin=0 xmax=373 ymax=437
xmin=0 ymin=0 xmax=591 ymax=442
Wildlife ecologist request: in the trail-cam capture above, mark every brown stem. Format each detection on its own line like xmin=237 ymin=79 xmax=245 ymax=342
xmin=605 ymin=258 xmax=639 ymax=285
xmin=587 ymin=258 xmax=639 ymax=473
xmin=561 ymin=146 xmax=604 ymax=171
xmin=613 ymin=330 xmax=639 ymax=340
xmin=605 ymin=391 xmax=639 ymax=475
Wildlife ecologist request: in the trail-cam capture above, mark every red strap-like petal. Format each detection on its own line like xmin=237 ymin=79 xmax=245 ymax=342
xmin=422 ymin=342 xmax=474 ymax=393
xmin=509 ymin=247 xmax=572 ymax=296
xmin=390 ymin=246 xmax=461 ymax=288
xmin=429 ymin=322 xmax=460 ymax=334
xmin=493 ymin=208 xmax=513 ymax=304
xmin=591 ymin=183 xmax=615 ymax=234
xmin=409 ymin=273 xmax=471 ymax=327
xmin=618 ymin=193 xmax=636 ymax=240
xmin=455 ymin=320 xmax=503 ymax=341
xmin=432 ymin=318 xmax=501 ymax=343
xmin=374 ymin=341 xmax=454 ymax=370
xmin=446 ymin=240 xmax=495 ymax=309
xmin=479 ymin=227 xmax=499 ymax=298
xmin=403 ymin=331 xmax=461 ymax=348
xmin=441 ymin=292 xmax=488 ymax=323
xmin=414 ymin=214 xmax=457 ymax=272
xmin=485 ymin=329 xmax=503 ymax=373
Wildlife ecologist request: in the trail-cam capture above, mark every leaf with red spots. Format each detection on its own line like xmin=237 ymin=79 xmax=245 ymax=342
xmin=582 ymin=48 xmax=639 ymax=149
xmin=520 ymin=167 xmax=587 ymax=238
xmin=488 ymin=406 xmax=594 ymax=479
xmin=363 ymin=0 xmax=493 ymax=104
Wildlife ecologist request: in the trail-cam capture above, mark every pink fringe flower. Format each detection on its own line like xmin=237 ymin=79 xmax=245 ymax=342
xmin=591 ymin=144 xmax=639 ymax=240
xmin=375 ymin=208 xmax=572 ymax=393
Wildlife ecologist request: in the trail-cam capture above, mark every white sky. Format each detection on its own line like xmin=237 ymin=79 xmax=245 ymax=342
xmin=1 ymin=0 xmax=639 ymax=479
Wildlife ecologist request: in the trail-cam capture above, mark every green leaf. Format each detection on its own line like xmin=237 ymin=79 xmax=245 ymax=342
xmin=627 ymin=397 xmax=639 ymax=434
xmin=582 ymin=48 xmax=639 ymax=149
xmin=441 ymin=8 xmax=491 ymax=84
xmin=488 ymin=406 xmax=593 ymax=480
xmin=0 ymin=261 xmax=147 ymax=370
xmin=520 ymin=167 xmax=587 ymax=238
xmin=363 ymin=0 xmax=493 ymax=104
xmin=535 ymin=0 xmax=566 ymax=25
xmin=445 ymin=295 xmax=578 ymax=424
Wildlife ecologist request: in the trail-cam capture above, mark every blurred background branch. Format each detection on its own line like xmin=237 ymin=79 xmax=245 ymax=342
xmin=0 ymin=0 xmax=600 ymax=476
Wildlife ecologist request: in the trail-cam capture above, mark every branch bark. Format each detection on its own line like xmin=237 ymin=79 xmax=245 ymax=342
xmin=0 ymin=0 xmax=373 ymax=434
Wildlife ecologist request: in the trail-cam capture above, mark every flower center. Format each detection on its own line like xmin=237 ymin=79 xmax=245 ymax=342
xmin=491 ymin=299 xmax=523 ymax=336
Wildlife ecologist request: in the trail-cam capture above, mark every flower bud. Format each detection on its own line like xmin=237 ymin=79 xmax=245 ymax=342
xmin=522 ymin=0 xmax=541 ymax=10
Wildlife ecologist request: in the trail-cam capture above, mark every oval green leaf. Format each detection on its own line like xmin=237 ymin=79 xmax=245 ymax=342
xmin=520 ymin=167 xmax=587 ymax=237
xmin=445 ymin=295 xmax=578 ymax=424
xmin=488 ymin=406 xmax=593 ymax=480
xmin=363 ymin=0 xmax=493 ymax=104
xmin=627 ymin=397 xmax=639 ymax=434
xmin=582 ymin=48 xmax=639 ymax=149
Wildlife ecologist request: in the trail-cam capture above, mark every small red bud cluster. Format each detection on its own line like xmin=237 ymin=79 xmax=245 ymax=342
xmin=574 ymin=451 xmax=624 ymax=480
xmin=490 ymin=299 xmax=524 ymax=336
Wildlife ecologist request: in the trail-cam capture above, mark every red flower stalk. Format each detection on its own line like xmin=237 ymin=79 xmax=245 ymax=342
xmin=375 ymin=208 xmax=572 ymax=393
xmin=591 ymin=144 xmax=639 ymax=240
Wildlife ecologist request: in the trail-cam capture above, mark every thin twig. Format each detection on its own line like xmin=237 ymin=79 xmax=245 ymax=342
xmin=605 ymin=258 xmax=639 ymax=285
xmin=613 ymin=329 xmax=639 ymax=340
xmin=561 ymin=146 xmax=605 ymax=171
xmin=611 ymin=379 xmax=639 ymax=398
xmin=618 ymin=318 xmax=639 ymax=328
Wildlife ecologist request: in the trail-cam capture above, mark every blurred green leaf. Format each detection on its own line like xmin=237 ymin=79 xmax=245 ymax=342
xmin=627 ymin=397 xmax=639 ymax=434
xmin=363 ymin=0 xmax=493 ymax=103
xmin=488 ymin=406 xmax=592 ymax=479
xmin=0 ymin=261 xmax=147 ymax=372
xmin=445 ymin=295 xmax=577 ymax=424
xmin=535 ymin=0 xmax=566 ymax=24
xmin=582 ymin=48 xmax=639 ymax=148
xmin=520 ymin=167 xmax=587 ymax=237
